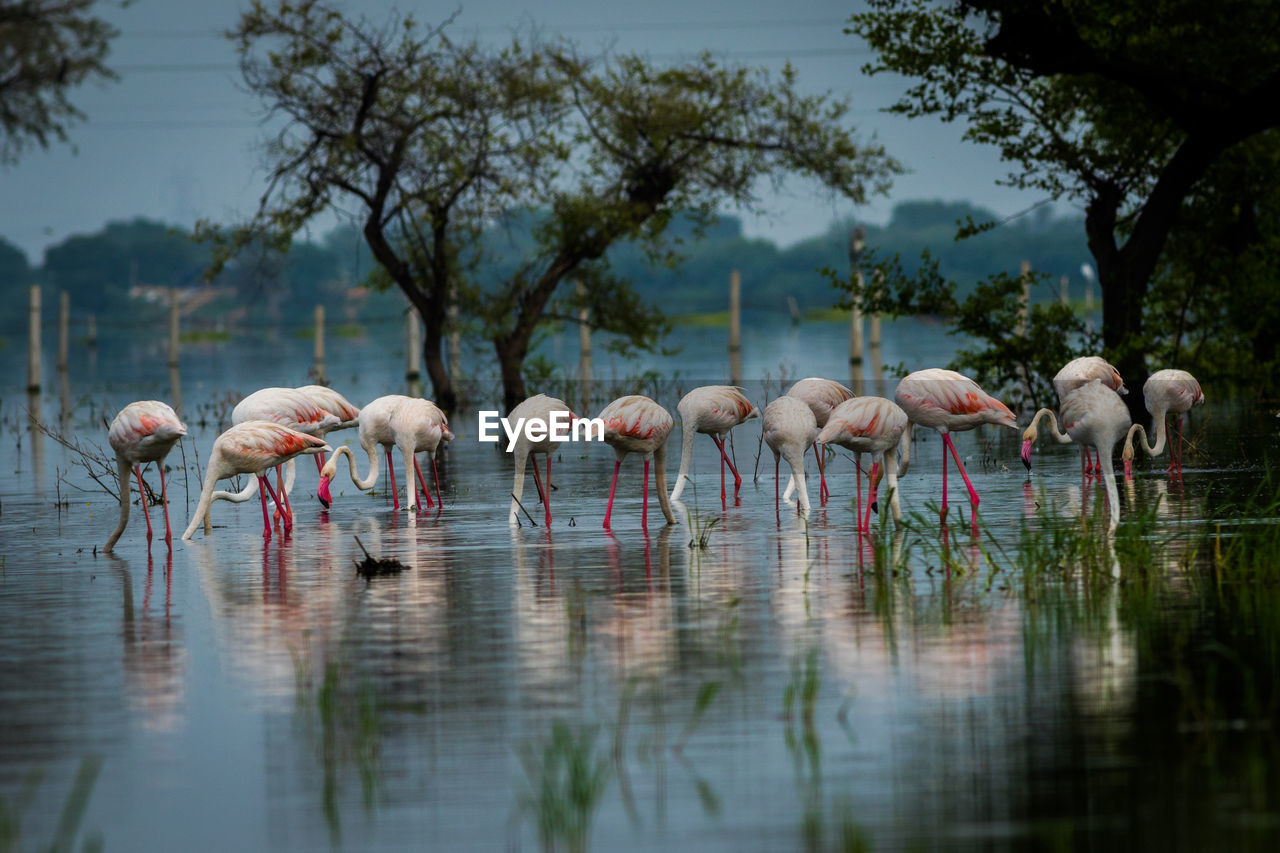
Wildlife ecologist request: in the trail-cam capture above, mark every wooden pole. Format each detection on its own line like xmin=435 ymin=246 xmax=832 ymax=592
xmin=57 ymin=291 xmax=69 ymax=373
xmin=405 ymin=310 xmax=421 ymax=394
xmin=1059 ymin=275 xmax=1069 ymax=305
xmin=87 ymin=314 xmax=97 ymax=348
xmin=167 ymin=288 xmax=180 ymax=369
xmin=27 ymin=285 xmax=41 ymax=394
xmin=447 ymin=299 xmax=462 ymax=391
xmin=729 ymin=270 xmax=742 ymax=386
xmin=849 ymin=271 xmax=864 ymax=394
xmin=313 ymin=304 xmax=327 ymax=385
xmin=869 ymin=270 xmax=883 ymax=393
xmin=1084 ymin=280 xmax=1095 ymax=335
xmin=576 ymin=281 xmax=592 ymax=411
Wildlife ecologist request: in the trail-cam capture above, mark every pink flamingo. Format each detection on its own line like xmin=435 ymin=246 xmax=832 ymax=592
xmin=295 ymin=385 xmax=360 ymax=473
xmin=103 ymin=401 xmax=188 ymax=553
xmin=894 ymin=368 xmax=1017 ymax=522
xmin=1051 ymin=356 xmax=1127 ymax=476
xmin=318 ymin=394 xmax=406 ymax=510
xmin=785 ymin=377 xmax=855 ymax=503
xmin=668 ymin=386 xmax=759 ymax=504
xmin=763 ymin=396 xmax=817 ymax=516
xmin=230 ymin=387 xmax=339 ymax=518
xmin=1025 ymin=380 xmax=1131 ymax=531
xmin=389 ymin=398 xmax=453 ymax=514
xmin=599 ymin=395 xmax=676 ymax=529
xmin=182 ymin=421 xmax=330 ymax=541
xmin=1122 ymin=368 xmax=1204 ymax=479
xmin=816 ymin=396 xmax=908 ymax=532
xmin=507 ymin=394 xmax=577 ymax=527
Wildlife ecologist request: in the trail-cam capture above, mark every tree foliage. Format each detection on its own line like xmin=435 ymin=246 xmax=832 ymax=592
xmin=210 ymin=0 xmax=900 ymax=412
xmin=0 ymin=0 xmax=124 ymax=163
xmin=848 ymin=0 xmax=1280 ymax=409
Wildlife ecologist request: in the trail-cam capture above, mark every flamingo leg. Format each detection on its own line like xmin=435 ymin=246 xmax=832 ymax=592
xmin=386 ymin=449 xmax=399 ymax=512
xmin=546 ymin=456 xmax=553 ymax=527
xmin=816 ymin=445 xmax=828 ymax=504
xmin=603 ymin=458 xmax=622 ymax=529
xmin=642 ymin=459 xmax=650 ymax=530
xmin=944 ymin=434 xmax=980 ymax=512
xmin=135 ymin=465 xmax=154 ymax=542
xmin=432 ymin=455 xmax=443 ymax=514
xmin=261 ymin=475 xmax=291 ymax=536
xmin=413 ymin=456 xmax=433 ymax=509
xmin=159 ymin=463 xmax=173 ymax=545
xmin=712 ymin=435 xmax=743 ymax=501
xmin=531 ymin=455 xmax=552 ymax=527
xmin=940 ymin=438 xmax=949 ymax=522
xmin=855 ymin=452 xmax=864 ymax=533
xmin=314 ymin=453 xmax=325 ymax=474
xmin=257 ymin=474 xmax=272 ymax=541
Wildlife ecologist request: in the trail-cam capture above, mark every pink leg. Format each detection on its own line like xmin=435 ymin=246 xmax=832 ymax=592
xmin=712 ymin=435 xmax=744 ymax=500
xmin=944 ymin=434 xmax=980 ymax=511
xmin=413 ymin=456 xmax=433 ymax=509
xmin=386 ymin=449 xmax=399 ymax=511
xmin=817 ymin=445 xmax=828 ymax=504
xmin=603 ymin=458 xmax=621 ymax=529
xmin=159 ymin=463 xmax=173 ymax=545
xmin=257 ymin=474 xmax=272 ymax=541
xmin=774 ymin=453 xmax=780 ymax=520
xmin=135 ymin=465 xmax=154 ymax=542
xmin=546 ymin=456 xmax=553 ymax=527
xmin=717 ymin=437 xmax=727 ymax=503
xmin=314 ymin=453 xmax=325 ymax=474
xmin=642 ymin=459 xmax=650 ymax=529
xmin=940 ymin=439 xmax=949 ymax=522
xmin=261 ymin=476 xmax=291 ymax=536
xmin=855 ymin=453 xmax=864 ymax=533
xmin=432 ymin=456 xmax=444 ymax=514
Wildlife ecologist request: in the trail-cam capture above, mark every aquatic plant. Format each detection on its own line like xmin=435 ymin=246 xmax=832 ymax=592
xmin=516 ymin=720 xmax=611 ymax=853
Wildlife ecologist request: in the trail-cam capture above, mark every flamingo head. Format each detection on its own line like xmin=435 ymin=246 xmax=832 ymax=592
xmin=1121 ymin=436 xmax=1135 ymax=480
xmin=1020 ymin=438 xmax=1033 ymax=470
xmin=868 ymin=461 xmax=883 ymax=514
xmin=317 ymin=474 xmax=332 ymax=509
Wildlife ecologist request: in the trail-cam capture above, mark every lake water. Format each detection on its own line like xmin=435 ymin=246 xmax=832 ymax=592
xmin=2 ymin=315 xmax=1278 ymax=851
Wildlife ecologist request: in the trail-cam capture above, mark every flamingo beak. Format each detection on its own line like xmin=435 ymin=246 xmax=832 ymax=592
xmin=317 ymin=475 xmax=332 ymax=509
xmin=1020 ymin=439 xmax=1032 ymax=470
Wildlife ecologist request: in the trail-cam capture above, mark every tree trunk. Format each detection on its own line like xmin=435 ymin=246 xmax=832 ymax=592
xmin=421 ymin=307 xmax=456 ymax=413
xmin=495 ymin=336 xmax=527 ymax=416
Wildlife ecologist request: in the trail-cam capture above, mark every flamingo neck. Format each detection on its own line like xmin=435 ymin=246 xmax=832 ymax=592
xmin=103 ymin=455 xmax=133 ymax=552
xmin=653 ymin=442 xmax=676 ymax=524
xmin=182 ymin=460 xmax=226 ymax=540
xmin=896 ymin=422 xmax=914 ymax=477
xmin=330 ymin=443 xmax=380 ymax=490
xmin=669 ymin=427 xmax=696 ymax=502
xmin=1026 ymin=408 xmax=1070 ymax=444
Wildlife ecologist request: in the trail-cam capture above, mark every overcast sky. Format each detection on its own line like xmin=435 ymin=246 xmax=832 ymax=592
xmin=0 ymin=0 xmax=1052 ymax=263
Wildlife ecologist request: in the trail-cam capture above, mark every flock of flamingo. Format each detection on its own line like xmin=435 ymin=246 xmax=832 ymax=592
xmin=99 ymin=358 xmax=1203 ymax=553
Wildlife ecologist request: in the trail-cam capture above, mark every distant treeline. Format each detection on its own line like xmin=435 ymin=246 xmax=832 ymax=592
xmin=0 ymin=200 xmax=1089 ymax=331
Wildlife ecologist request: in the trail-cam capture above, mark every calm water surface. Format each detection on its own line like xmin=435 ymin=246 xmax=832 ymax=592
xmin=2 ymin=317 xmax=1278 ymax=851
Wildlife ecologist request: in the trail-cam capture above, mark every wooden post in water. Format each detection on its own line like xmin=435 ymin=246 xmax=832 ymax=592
xmin=167 ymin=289 xmax=180 ymax=369
xmin=847 ymin=227 xmax=866 ymax=394
xmin=1059 ymin=275 xmax=1069 ymax=305
xmin=1018 ymin=260 xmax=1032 ymax=337
xmin=405 ymin=310 xmax=422 ymax=396
xmin=447 ymin=297 xmax=462 ymax=392
xmin=869 ymin=269 xmax=884 ymax=393
xmin=1084 ymin=280 xmax=1095 ymax=335
xmin=57 ymin=291 xmax=69 ymax=373
xmin=87 ymin=314 xmax=97 ymax=348
xmin=576 ymin=281 xmax=592 ymax=411
xmin=27 ymin=285 xmax=41 ymax=394
xmin=312 ymin=304 xmax=327 ymax=385
xmin=728 ymin=270 xmax=742 ymax=386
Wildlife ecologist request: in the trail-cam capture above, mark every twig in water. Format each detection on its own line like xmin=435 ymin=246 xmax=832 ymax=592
xmin=511 ymin=492 xmax=538 ymax=527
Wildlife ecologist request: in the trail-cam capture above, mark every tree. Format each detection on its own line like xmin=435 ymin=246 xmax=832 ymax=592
xmin=476 ymin=52 xmax=899 ymax=412
xmin=1 ymin=0 xmax=124 ymax=163
xmin=211 ymin=1 xmax=899 ymax=413
xmin=0 ymin=234 xmax=29 ymax=287
xmin=203 ymin=0 xmax=567 ymax=413
xmin=848 ymin=0 xmax=1280 ymax=416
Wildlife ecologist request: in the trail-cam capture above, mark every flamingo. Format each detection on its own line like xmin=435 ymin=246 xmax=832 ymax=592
xmin=894 ymin=368 xmax=1017 ymax=522
xmin=762 ymin=396 xmax=817 ymax=516
xmin=785 ymin=377 xmax=856 ymax=503
xmin=1024 ymin=380 xmax=1131 ymax=531
xmin=507 ymin=394 xmax=577 ymax=527
xmin=668 ymin=386 xmax=759 ymax=504
xmin=103 ymin=401 xmax=188 ymax=553
xmin=389 ymin=398 xmax=453 ymax=513
xmin=1121 ymin=369 xmax=1204 ymax=479
xmin=230 ymin=387 xmax=339 ymax=518
xmin=1052 ymin=356 xmax=1128 ymax=476
xmin=295 ymin=385 xmax=360 ymax=473
xmin=182 ymin=421 xmax=330 ymax=541
xmin=599 ymin=395 xmax=676 ymax=529
xmin=816 ymin=396 xmax=909 ymax=531
xmin=318 ymin=394 xmax=409 ymax=510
